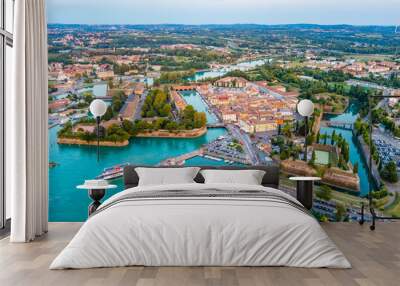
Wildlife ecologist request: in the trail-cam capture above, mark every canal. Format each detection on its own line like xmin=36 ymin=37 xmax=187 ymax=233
xmin=321 ymin=103 xmax=371 ymax=196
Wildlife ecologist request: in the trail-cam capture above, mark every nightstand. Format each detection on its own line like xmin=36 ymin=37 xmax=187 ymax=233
xmin=289 ymin=177 xmax=321 ymax=210
xmin=77 ymin=183 xmax=117 ymax=216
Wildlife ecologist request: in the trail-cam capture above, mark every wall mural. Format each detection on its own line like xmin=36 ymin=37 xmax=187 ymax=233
xmin=47 ymin=23 xmax=400 ymax=222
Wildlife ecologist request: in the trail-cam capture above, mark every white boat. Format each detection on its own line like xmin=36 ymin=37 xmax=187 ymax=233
xmin=97 ymin=163 xmax=130 ymax=180
xmin=204 ymin=155 xmax=223 ymax=162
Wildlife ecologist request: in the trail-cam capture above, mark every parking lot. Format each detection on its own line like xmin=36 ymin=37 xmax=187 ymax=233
xmin=373 ymin=136 xmax=400 ymax=171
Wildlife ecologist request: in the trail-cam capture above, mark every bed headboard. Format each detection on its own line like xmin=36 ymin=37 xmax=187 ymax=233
xmin=123 ymin=165 xmax=280 ymax=189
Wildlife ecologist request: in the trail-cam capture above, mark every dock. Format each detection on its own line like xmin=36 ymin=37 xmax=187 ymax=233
xmin=158 ymin=148 xmax=205 ymax=166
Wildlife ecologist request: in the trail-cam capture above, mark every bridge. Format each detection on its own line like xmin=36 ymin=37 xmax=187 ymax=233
xmin=324 ymin=121 xmax=354 ymax=130
xmin=95 ymin=96 xmax=112 ymax=100
xmin=174 ymin=86 xmax=197 ymax=91
xmin=206 ymin=122 xmax=225 ymax=128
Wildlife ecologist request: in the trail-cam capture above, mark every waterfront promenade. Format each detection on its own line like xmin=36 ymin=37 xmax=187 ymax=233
xmin=159 ymin=148 xmax=204 ymax=166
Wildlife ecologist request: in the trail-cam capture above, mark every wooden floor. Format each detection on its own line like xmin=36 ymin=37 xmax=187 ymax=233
xmin=0 ymin=222 xmax=399 ymax=286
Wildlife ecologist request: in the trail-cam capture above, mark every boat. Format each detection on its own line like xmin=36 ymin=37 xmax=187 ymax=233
xmin=96 ymin=163 xmax=130 ymax=180
xmin=204 ymin=155 xmax=223 ymax=162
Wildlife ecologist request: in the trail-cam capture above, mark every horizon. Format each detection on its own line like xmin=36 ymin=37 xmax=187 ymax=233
xmin=48 ymin=22 xmax=398 ymax=27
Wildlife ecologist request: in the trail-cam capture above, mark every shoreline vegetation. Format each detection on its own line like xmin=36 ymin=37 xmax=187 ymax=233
xmin=136 ymin=127 xmax=207 ymax=138
xmin=57 ymin=88 xmax=208 ymax=146
xmin=57 ymin=127 xmax=207 ymax=146
xmin=57 ymin=137 xmax=130 ymax=147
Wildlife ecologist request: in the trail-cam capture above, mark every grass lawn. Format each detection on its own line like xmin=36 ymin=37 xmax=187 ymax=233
xmin=384 ymin=193 xmax=400 ymax=218
xmin=344 ymin=54 xmax=391 ymax=62
xmin=313 ymin=93 xmax=349 ymax=114
xmin=315 ymin=150 xmax=330 ymax=165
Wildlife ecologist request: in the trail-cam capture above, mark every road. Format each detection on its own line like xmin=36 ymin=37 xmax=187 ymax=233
xmin=134 ymin=90 xmax=148 ymax=120
xmin=227 ymin=124 xmax=260 ymax=165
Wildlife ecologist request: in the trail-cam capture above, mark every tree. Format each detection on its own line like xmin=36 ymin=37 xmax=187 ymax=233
xmin=83 ymin=91 xmax=94 ymax=105
xmin=159 ymin=104 xmax=172 ymax=117
xmin=282 ymin=123 xmax=292 ymax=138
xmin=380 ymin=161 xmax=399 ymax=183
xmin=121 ymin=120 xmax=135 ymax=135
xmin=102 ymin=106 xmax=114 ymax=121
xmin=316 ymin=131 xmax=320 ymax=144
xmin=331 ymin=130 xmax=336 ymax=145
xmin=182 ymin=105 xmax=196 ymax=129
xmin=306 ymin=133 xmax=315 ymax=146
xmin=316 ymin=185 xmax=333 ymax=201
xmin=323 ymin=133 xmax=328 ymax=145
xmin=308 ymin=150 xmax=316 ymax=167
xmin=353 ymin=162 xmax=359 ymax=174
xmin=193 ymin=112 xmax=207 ymax=128
xmin=341 ymin=141 xmax=350 ymax=162
xmin=335 ymin=203 xmax=347 ymax=222
xmin=108 ymin=79 xmax=114 ymax=89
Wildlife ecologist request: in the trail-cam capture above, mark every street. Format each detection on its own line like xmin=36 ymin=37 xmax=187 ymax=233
xmin=227 ymin=124 xmax=260 ymax=165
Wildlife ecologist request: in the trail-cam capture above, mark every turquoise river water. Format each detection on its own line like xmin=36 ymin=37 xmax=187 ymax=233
xmin=321 ymin=103 xmax=371 ymax=196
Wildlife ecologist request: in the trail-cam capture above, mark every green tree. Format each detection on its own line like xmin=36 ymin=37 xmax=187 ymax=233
xmin=282 ymin=123 xmax=292 ymax=138
xmin=159 ymin=104 xmax=172 ymax=117
xmin=341 ymin=141 xmax=350 ymax=162
xmin=316 ymin=185 xmax=333 ymax=201
xmin=182 ymin=105 xmax=196 ymax=129
xmin=308 ymin=150 xmax=316 ymax=167
xmin=353 ymin=162 xmax=359 ymax=174
xmin=335 ymin=203 xmax=347 ymax=222
xmin=103 ymin=106 xmax=114 ymax=121
xmin=83 ymin=91 xmax=94 ymax=105
xmin=193 ymin=112 xmax=207 ymax=128
xmin=380 ymin=161 xmax=399 ymax=183
xmin=331 ymin=130 xmax=336 ymax=145
xmin=121 ymin=120 xmax=135 ymax=136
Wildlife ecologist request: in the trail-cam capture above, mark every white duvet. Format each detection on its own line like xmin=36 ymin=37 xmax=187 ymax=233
xmin=50 ymin=183 xmax=351 ymax=269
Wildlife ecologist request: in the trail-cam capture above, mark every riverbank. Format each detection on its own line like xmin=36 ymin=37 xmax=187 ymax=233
xmin=57 ymin=138 xmax=129 ymax=147
xmin=136 ymin=127 xmax=207 ymax=138
xmin=355 ymin=133 xmax=380 ymax=188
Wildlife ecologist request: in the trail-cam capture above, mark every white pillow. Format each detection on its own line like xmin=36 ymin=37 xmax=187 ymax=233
xmin=200 ymin=169 xmax=266 ymax=185
xmin=135 ymin=167 xmax=200 ymax=186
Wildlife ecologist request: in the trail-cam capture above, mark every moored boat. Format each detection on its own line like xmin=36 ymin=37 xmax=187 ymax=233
xmin=97 ymin=163 xmax=130 ymax=180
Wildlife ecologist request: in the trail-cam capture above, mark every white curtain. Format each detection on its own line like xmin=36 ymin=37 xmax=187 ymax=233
xmin=7 ymin=0 xmax=49 ymax=242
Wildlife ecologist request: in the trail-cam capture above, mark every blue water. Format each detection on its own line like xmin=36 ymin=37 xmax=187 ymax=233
xmin=189 ymin=59 xmax=269 ymax=81
xmin=79 ymin=83 xmax=108 ymax=97
xmin=49 ymin=127 xmax=227 ymax=221
xmin=54 ymin=83 xmax=108 ymax=100
xmin=179 ymin=90 xmax=218 ymax=124
xmin=322 ymin=103 xmax=371 ymax=195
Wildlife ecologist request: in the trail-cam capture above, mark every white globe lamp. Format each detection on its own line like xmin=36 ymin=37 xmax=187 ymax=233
xmin=297 ymin=99 xmax=314 ymax=117
xmin=89 ymin=99 xmax=107 ymax=162
xmin=297 ymin=99 xmax=315 ymax=162
xmin=90 ymin=99 xmax=107 ymax=118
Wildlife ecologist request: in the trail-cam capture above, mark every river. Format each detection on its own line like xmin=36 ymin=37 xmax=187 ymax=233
xmin=322 ymin=103 xmax=371 ymax=196
xmin=189 ymin=59 xmax=270 ymax=81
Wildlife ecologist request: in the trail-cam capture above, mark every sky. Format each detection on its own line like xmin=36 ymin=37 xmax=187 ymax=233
xmin=47 ymin=0 xmax=400 ymax=26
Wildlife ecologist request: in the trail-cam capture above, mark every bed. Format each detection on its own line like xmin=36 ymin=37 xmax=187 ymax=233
xmin=50 ymin=165 xmax=351 ymax=269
